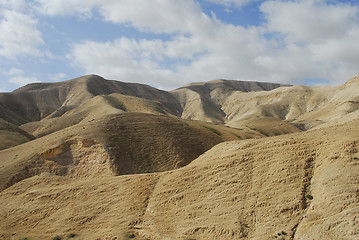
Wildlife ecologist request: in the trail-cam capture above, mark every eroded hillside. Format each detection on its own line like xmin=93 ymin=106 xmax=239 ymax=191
xmin=0 ymin=75 xmax=358 ymax=240
xmin=0 ymin=119 xmax=358 ymax=240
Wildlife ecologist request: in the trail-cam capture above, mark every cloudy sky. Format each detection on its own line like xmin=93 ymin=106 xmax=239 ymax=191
xmin=0 ymin=0 xmax=358 ymax=91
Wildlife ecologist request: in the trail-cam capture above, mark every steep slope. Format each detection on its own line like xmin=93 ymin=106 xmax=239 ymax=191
xmin=171 ymin=76 xmax=359 ymax=130
xmin=0 ymin=112 xmax=258 ymax=191
xmin=21 ymin=93 xmax=174 ymax=137
xmin=1 ymin=119 xmax=358 ymax=240
xmin=0 ymin=75 xmax=181 ymax=126
xmin=0 ymin=118 xmax=35 ymax=150
xmin=222 ymin=76 xmax=359 ymax=130
xmin=171 ymin=79 xmax=290 ymax=124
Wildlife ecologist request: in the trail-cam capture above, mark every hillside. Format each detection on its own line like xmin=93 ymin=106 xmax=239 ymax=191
xmin=0 ymin=118 xmax=35 ymax=150
xmin=0 ymin=112 xmax=258 ymax=191
xmin=20 ymin=93 xmax=175 ymax=137
xmin=3 ymin=75 xmax=358 ymax=132
xmin=0 ymin=74 xmax=358 ymax=240
xmin=171 ymin=79 xmax=290 ymax=124
xmin=0 ymin=118 xmax=358 ymax=240
xmin=0 ymin=75 xmax=181 ymax=126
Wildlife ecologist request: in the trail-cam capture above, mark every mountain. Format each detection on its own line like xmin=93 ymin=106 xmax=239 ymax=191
xmin=0 ymin=115 xmax=358 ymax=240
xmin=171 ymin=79 xmax=290 ymax=124
xmin=0 ymin=74 xmax=358 ymax=239
xmin=0 ymin=75 xmax=181 ymax=125
xmin=0 ymin=111 xmax=258 ymax=191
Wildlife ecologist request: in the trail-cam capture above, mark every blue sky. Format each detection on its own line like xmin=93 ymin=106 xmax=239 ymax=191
xmin=0 ymin=0 xmax=359 ymax=91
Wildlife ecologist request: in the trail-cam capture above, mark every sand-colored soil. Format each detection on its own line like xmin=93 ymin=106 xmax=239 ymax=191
xmin=0 ymin=119 xmax=358 ymax=239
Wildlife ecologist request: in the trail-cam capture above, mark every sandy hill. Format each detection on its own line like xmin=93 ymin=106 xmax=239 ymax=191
xmin=171 ymin=79 xmax=290 ymax=124
xmin=0 ymin=74 xmax=359 ymax=240
xmin=0 ymin=111 xmax=258 ymax=191
xmin=3 ymin=75 xmax=358 ymax=133
xmin=0 ymin=117 xmax=358 ymax=240
xmin=20 ymin=93 xmax=176 ymax=137
xmin=172 ymin=76 xmax=359 ymax=131
xmin=0 ymin=75 xmax=181 ymax=126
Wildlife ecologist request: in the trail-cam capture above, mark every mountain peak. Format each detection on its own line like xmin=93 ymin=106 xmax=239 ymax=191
xmin=344 ymin=75 xmax=359 ymax=87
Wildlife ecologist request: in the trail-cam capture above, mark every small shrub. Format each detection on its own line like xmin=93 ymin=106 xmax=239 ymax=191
xmin=203 ymin=126 xmax=222 ymax=136
xmin=126 ymin=233 xmax=136 ymax=239
xmin=306 ymin=194 xmax=314 ymax=200
xmin=67 ymin=233 xmax=77 ymax=238
xmin=281 ymin=231 xmax=287 ymax=235
xmin=53 ymin=236 xmax=62 ymax=240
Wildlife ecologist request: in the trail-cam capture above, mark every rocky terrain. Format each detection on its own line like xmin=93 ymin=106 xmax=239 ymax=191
xmin=0 ymin=74 xmax=358 ymax=239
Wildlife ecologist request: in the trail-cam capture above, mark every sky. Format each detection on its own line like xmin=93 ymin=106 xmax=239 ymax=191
xmin=0 ymin=0 xmax=359 ymax=92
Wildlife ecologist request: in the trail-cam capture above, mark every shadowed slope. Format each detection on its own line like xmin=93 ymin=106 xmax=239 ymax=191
xmin=171 ymin=79 xmax=290 ymax=124
xmin=0 ymin=112 xmax=257 ymax=191
xmin=0 ymin=118 xmax=35 ymax=150
xmin=1 ymin=119 xmax=358 ymax=240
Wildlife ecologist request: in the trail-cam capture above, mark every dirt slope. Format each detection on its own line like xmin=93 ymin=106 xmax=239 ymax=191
xmin=20 ymin=93 xmax=174 ymax=137
xmin=0 ymin=112 xmax=257 ymax=191
xmin=171 ymin=79 xmax=290 ymax=124
xmin=0 ymin=119 xmax=358 ymax=240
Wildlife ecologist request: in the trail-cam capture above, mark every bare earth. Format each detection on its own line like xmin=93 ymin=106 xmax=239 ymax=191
xmin=0 ymin=75 xmax=358 ymax=240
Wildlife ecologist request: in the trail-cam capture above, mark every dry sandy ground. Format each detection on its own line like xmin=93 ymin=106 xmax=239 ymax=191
xmin=0 ymin=118 xmax=358 ymax=240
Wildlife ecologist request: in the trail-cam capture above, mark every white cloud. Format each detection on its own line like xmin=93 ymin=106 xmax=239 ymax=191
xmin=5 ymin=0 xmax=358 ymax=89
xmin=3 ymin=67 xmax=25 ymax=76
xmin=68 ymin=38 xmax=179 ymax=89
xmin=0 ymin=9 xmax=45 ymax=59
xmin=0 ymin=0 xmax=27 ymax=11
xmin=65 ymin=0 xmax=359 ymax=88
xmin=3 ymin=67 xmax=40 ymax=87
xmin=50 ymin=72 xmax=68 ymax=82
xmin=34 ymin=0 xmax=210 ymax=34
xmin=8 ymin=76 xmax=40 ymax=85
xmin=261 ymin=0 xmax=359 ymax=43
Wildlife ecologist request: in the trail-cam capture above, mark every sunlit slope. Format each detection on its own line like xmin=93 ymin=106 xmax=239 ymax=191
xmin=21 ymin=93 xmax=175 ymax=137
xmin=171 ymin=79 xmax=289 ymax=124
xmin=0 ymin=75 xmax=181 ymax=126
xmin=223 ymin=76 xmax=359 ymax=130
xmin=1 ymin=119 xmax=358 ymax=239
xmin=171 ymin=76 xmax=359 ymax=130
xmin=0 ymin=112 xmax=257 ymax=191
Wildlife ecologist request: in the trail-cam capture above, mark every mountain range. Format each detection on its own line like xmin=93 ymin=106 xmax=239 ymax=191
xmin=0 ymin=74 xmax=358 ymax=240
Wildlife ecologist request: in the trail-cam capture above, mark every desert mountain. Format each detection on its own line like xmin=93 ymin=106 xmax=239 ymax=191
xmin=1 ymin=75 xmax=358 ymax=132
xmin=0 ymin=111 xmax=258 ymax=191
xmin=0 ymin=113 xmax=358 ymax=240
xmin=171 ymin=79 xmax=290 ymax=124
xmin=0 ymin=75 xmax=181 ymax=125
xmin=0 ymin=74 xmax=358 ymax=239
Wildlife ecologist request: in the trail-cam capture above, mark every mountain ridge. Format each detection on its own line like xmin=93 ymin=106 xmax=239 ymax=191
xmin=0 ymin=74 xmax=359 ymax=239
